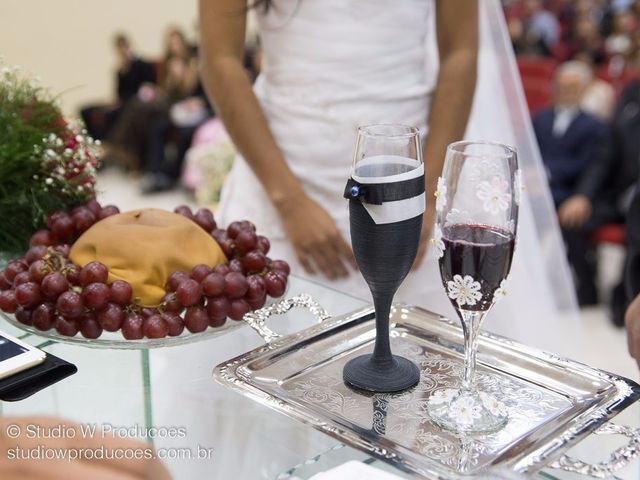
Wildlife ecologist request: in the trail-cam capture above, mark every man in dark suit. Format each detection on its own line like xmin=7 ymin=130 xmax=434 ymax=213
xmin=533 ymin=61 xmax=609 ymax=306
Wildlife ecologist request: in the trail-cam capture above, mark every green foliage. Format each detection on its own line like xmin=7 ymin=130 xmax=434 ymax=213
xmin=0 ymin=66 xmax=96 ymax=254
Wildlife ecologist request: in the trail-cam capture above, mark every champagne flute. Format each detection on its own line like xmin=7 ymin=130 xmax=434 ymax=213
xmin=427 ymin=140 xmax=519 ymax=434
xmin=342 ymin=124 xmax=424 ymax=393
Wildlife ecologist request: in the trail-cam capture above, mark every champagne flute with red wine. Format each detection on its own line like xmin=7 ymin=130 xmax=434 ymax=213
xmin=427 ymin=141 xmax=519 ymax=434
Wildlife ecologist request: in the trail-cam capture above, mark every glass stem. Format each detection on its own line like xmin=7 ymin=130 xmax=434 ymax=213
xmin=459 ymin=310 xmax=485 ymax=390
xmin=372 ymin=291 xmax=394 ymax=364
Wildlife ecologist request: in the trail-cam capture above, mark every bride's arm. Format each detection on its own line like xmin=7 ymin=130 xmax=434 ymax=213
xmin=198 ymin=0 xmax=356 ymax=279
xmin=414 ymin=0 xmax=479 ymax=267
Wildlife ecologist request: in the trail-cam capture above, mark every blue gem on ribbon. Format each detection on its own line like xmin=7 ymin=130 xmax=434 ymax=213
xmin=350 ymin=185 xmax=360 ymax=198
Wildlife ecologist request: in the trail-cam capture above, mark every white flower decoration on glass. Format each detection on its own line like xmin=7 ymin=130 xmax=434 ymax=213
xmin=468 ymin=158 xmax=502 ymax=184
xmin=479 ymin=391 xmax=508 ymax=417
xmin=447 ymin=274 xmax=482 ymax=307
xmin=514 ymin=169 xmax=524 ymax=205
xmin=434 ymin=176 xmax=447 ymax=212
xmin=427 ymin=388 xmax=457 ymax=406
xmin=506 ymin=219 xmax=516 ymax=234
xmin=431 ymin=224 xmax=445 ymax=259
xmin=476 ymin=176 xmax=512 ymax=215
xmin=449 ymin=395 xmax=482 ymax=426
xmin=492 ymin=280 xmax=508 ymax=304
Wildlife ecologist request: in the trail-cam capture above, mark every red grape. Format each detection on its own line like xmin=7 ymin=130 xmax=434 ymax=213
xmin=0 ymin=290 xmax=18 ymax=313
xmin=64 ymin=264 xmax=81 ymax=285
xmin=191 ymin=264 xmax=212 ymax=283
xmin=228 ymin=259 xmax=244 ymax=273
xmin=271 ymin=260 xmax=291 ymax=277
xmin=184 ymin=306 xmax=209 ymax=333
xmin=30 ymin=229 xmax=55 ymax=247
xmin=0 ymin=272 xmax=11 ymax=290
xmin=5 ymin=260 xmax=28 ymax=281
xmin=79 ymin=315 xmax=103 ymax=339
xmin=206 ymin=296 xmax=230 ymax=321
xmin=213 ymin=264 xmax=231 ymax=276
xmin=141 ymin=307 xmax=158 ymax=318
xmin=226 ymin=221 xmax=243 ymax=239
xmin=98 ymin=205 xmax=120 ymax=220
xmin=265 ymin=271 xmax=286 ymax=297
xmin=247 ymin=295 xmax=266 ymax=310
xmin=46 ymin=210 xmax=66 ymax=229
xmin=85 ymin=198 xmax=102 ymax=217
xmin=14 ymin=307 xmax=32 ymax=326
xmin=194 ymin=208 xmax=216 ymax=232
xmin=229 ymin=299 xmax=251 ymax=320
xmin=41 ymin=272 xmax=70 ymax=300
xmin=144 ymin=314 xmax=169 ymax=338
xmin=165 ymin=271 xmax=189 ymax=292
xmin=32 ymin=303 xmax=55 ymax=331
xmin=79 ymin=261 xmax=108 ymax=286
xmin=223 ymin=272 xmax=248 ymax=299
xmin=240 ymin=220 xmax=256 ymax=232
xmin=54 ymin=244 xmax=71 ymax=257
xmin=256 ymin=235 xmax=270 ymax=254
xmin=161 ymin=292 xmax=183 ymax=313
xmin=57 ymin=291 xmax=84 ymax=318
xmin=201 ymin=272 xmax=225 ymax=297
xmin=15 ymin=282 xmax=43 ymax=309
xmin=97 ymin=303 xmax=124 ymax=331
xmin=162 ymin=312 xmax=185 ymax=336
xmin=220 ymin=238 xmax=235 ymax=258
xmin=174 ymin=205 xmax=194 ymax=219
xmin=211 ymin=229 xmax=226 ymax=243
xmin=29 ymin=259 xmax=49 ymax=283
xmin=13 ymin=272 xmax=30 ymax=287
xmin=246 ymin=274 xmax=266 ymax=301
xmin=235 ymin=230 xmax=257 ymax=255
xmin=242 ymin=251 xmax=267 ymax=273
xmin=176 ymin=278 xmax=201 ymax=307
xmin=121 ymin=312 xmax=144 ymax=340
xmin=55 ymin=315 xmax=79 ymax=337
xmin=209 ymin=315 xmax=226 ymax=328
xmin=71 ymin=206 xmax=96 ymax=233
xmin=82 ymin=282 xmax=110 ymax=310
xmin=25 ymin=245 xmax=48 ymax=264
xmin=51 ymin=213 xmax=76 ymax=242
xmin=109 ymin=280 xmax=132 ymax=305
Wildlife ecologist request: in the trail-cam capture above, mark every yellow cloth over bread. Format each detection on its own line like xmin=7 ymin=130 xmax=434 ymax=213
xmin=69 ymin=208 xmax=227 ymax=306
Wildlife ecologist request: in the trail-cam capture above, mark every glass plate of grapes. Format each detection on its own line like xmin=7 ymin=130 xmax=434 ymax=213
xmin=0 ymin=201 xmax=290 ymax=349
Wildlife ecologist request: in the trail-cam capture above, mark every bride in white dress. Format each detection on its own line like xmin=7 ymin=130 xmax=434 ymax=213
xmin=150 ymin=2 xmax=586 ymax=478
xmin=199 ymin=0 xmax=580 ymax=345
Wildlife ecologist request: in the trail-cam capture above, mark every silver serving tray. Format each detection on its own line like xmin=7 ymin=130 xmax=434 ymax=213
xmin=214 ymin=304 xmax=640 ymax=478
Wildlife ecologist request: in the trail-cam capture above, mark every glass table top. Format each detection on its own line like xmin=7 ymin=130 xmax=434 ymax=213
xmin=0 ymin=275 xmax=638 ymax=479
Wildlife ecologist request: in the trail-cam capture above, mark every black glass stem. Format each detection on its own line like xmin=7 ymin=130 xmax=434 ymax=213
xmin=342 ymin=200 xmax=422 ymax=392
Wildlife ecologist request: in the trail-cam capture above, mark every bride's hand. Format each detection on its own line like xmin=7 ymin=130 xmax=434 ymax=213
xmin=412 ymin=206 xmax=435 ymax=270
xmin=276 ymin=194 xmax=357 ymax=280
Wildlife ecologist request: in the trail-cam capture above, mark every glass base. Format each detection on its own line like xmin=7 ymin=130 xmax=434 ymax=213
xmin=426 ymin=388 xmax=508 ymax=435
xmin=343 ymin=354 xmax=420 ymax=393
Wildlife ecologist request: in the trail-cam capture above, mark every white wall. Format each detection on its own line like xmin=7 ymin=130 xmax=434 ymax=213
xmin=1 ymin=0 xmax=198 ymax=116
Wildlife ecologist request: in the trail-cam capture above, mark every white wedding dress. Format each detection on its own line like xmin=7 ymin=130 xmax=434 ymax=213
xmin=153 ymin=2 xmax=588 ymax=478
xmin=218 ymin=0 xmax=582 ymax=347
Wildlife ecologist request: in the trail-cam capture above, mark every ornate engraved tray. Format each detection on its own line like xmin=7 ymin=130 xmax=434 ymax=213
xmin=214 ymin=304 xmax=640 ymax=478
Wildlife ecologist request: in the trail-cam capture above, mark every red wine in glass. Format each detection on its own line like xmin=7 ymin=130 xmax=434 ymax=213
xmin=439 ymin=224 xmax=515 ymax=311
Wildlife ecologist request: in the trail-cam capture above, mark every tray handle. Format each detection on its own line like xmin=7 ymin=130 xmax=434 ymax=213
xmin=242 ymin=293 xmax=331 ymax=343
xmin=549 ymin=422 xmax=640 ymax=478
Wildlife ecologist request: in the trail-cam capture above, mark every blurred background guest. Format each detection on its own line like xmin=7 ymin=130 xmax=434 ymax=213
xmin=106 ymin=27 xmax=212 ymax=191
xmin=80 ymin=34 xmax=155 ymax=141
xmin=533 ymin=61 xmax=608 ymax=306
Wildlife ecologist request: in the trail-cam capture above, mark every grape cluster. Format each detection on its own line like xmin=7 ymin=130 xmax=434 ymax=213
xmin=0 ymin=201 xmax=290 ymax=341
